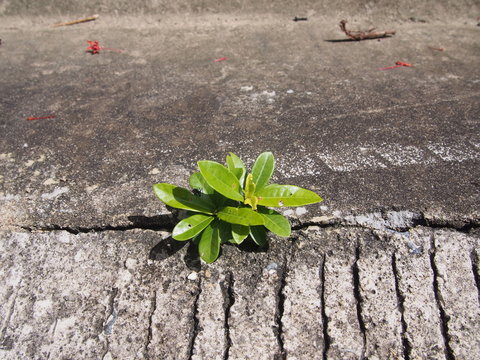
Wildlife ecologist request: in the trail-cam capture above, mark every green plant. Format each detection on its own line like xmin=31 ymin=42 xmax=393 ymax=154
xmin=153 ymin=152 xmax=323 ymax=263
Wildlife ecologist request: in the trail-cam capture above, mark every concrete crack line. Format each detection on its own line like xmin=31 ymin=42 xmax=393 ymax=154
xmin=352 ymin=245 xmax=367 ymax=360
xmin=319 ymin=254 xmax=330 ymax=360
xmin=471 ymin=249 xmax=480 ymax=307
xmin=144 ymin=290 xmax=157 ymax=358
xmin=294 ymin=215 xmax=478 ymax=235
xmin=221 ymin=272 xmax=235 ymax=360
xmin=102 ymin=287 xmax=119 ymax=360
xmin=429 ymin=235 xmax=455 ymax=360
xmin=20 ymin=223 xmax=172 ymax=235
xmin=391 ymin=253 xmax=412 ymax=360
xmin=187 ymin=279 xmax=202 ymax=360
xmin=14 ymin=208 xmax=479 ymax=235
xmin=274 ymin=255 xmax=288 ymax=360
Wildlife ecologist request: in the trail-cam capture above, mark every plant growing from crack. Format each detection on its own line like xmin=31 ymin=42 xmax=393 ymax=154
xmin=153 ymin=152 xmax=323 ymax=263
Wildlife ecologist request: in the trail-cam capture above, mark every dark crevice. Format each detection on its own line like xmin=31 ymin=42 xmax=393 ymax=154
xmin=188 ymin=279 xmax=202 ymax=360
xmin=221 ymin=272 xmax=235 ymax=360
xmin=17 ymin=210 xmax=478 ymax=235
xmin=20 ymin=215 xmax=174 ymax=234
xmin=293 ymin=211 xmax=478 ymax=234
xmin=320 ymin=254 xmax=330 ymax=360
xmin=470 ymin=250 xmax=480 ymax=307
xmin=145 ymin=290 xmax=157 ymax=358
xmin=391 ymin=253 xmax=412 ymax=360
xmin=412 ymin=216 xmax=477 ymax=233
xmin=21 ymin=223 xmax=172 ymax=235
xmin=352 ymin=245 xmax=367 ymax=359
xmin=274 ymin=256 xmax=287 ymax=360
xmin=429 ymin=236 xmax=455 ymax=360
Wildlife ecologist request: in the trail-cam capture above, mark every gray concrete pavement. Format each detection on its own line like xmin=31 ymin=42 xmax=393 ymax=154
xmin=1 ymin=5 xmax=479 ymax=359
xmin=0 ymin=227 xmax=478 ymax=359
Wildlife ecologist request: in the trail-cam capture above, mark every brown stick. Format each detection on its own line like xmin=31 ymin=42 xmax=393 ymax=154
xmin=339 ymin=20 xmax=395 ymax=40
xmin=52 ymin=14 xmax=99 ymax=27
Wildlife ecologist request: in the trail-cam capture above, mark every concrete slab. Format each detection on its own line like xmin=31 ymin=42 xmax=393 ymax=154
xmin=0 ymin=14 xmax=479 ymax=231
xmin=0 ymin=228 xmax=478 ymax=359
xmin=1 ymin=5 xmax=479 ymax=359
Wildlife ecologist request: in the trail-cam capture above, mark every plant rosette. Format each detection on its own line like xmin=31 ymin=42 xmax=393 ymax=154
xmin=153 ymin=152 xmax=323 ymax=263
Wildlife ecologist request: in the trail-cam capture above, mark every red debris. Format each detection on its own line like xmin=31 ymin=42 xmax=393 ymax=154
xmin=379 ymin=61 xmax=412 ymax=70
xmin=395 ymin=61 xmax=412 ymax=67
xmin=86 ymin=40 xmax=123 ymax=55
xmin=86 ymin=40 xmax=101 ymax=54
xmin=26 ymin=115 xmax=56 ymax=121
xmin=213 ymin=57 xmax=228 ymax=62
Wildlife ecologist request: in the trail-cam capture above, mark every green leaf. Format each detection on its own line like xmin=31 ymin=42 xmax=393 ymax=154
xmin=217 ymin=206 xmax=264 ymax=226
xmin=172 ymin=214 xmax=214 ymax=241
xmin=198 ymin=222 xmax=221 ymax=264
xmin=231 ymin=224 xmax=250 ymax=244
xmin=153 ymin=183 xmax=214 ymax=213
xmin=258 ymin=207 xmax=291 ymax=237
xmin=243 ymin=174 xmax=258 ymax=210
xmin=218 ymin=221 xmax=233 ymax=244
xmin=189 ymin=172 xmax=215 ymax=195
xmin=249 ymin=226 xmax=267 ymax=247
xmin=256 ymin=184 xmax=323 ymax=207
xmin=251 ymin=152 xmax=275 ymax=191
xmin=226 ymin=153 xmax=247 ymax=186
xmin=198 ymin=161 xmax=243 ymax=201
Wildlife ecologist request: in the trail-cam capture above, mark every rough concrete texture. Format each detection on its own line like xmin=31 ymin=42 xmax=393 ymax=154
xmin=0 ymin=228 xmax=478 ymax=359
xmin=1 ymin=2 xmax=480 ymax=359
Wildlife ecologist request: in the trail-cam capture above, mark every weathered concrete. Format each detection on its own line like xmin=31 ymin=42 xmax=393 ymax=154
xmin=1 ymin=5 xmax=479 ymax=359
xmin=0 ymin=228 xmax=478 ymax=359
xmin=1 ymin=14 xmax=479 ymax=231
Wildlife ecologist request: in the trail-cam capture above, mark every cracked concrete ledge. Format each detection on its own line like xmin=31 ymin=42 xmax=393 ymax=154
xmin=0 ymin=225 xmax=478 ymax=359
xmin=16 ymin=207 xmax=480 ymax=236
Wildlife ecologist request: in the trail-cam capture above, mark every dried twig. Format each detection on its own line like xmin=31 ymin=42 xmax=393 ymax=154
xmin=340 ymin=20 xmax=395 ymax=40
xmin=52 ymin=14 xmax=99 ymax=27
xmin=26 ymin=115 xmax=56 ymax=121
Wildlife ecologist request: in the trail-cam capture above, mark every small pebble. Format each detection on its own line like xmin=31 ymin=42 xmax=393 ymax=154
xmin=187 ymin=272 xmax=198 ymax=281
xmin=296 ymin=207 xmax=307 ymax=216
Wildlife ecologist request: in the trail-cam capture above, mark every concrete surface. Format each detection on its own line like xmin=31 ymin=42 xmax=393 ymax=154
xmin=0 ymin=3 xmax=479 ymax=359
xmin=0 ymin=227 xmax=479 ymax=359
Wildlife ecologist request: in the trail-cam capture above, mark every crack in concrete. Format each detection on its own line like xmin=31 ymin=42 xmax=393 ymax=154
xmin=471 ymin=249 xmax=480 ymax=307
xmin=102 ymin=287 xmax=118 ymax=360
xmin=392 ymin=253 xmax=412 ymax=360
xmin=14 ymin=208 xmax=479 ymax=236
xmin=429 ymin=235 xmax=455 ymax=360
xmin=187 ymin=279 xmax=202 ymax=360
xmin=145 ymin=290 xmax=157 ymax=358
xmin=294 ymin=213 xmax=478 ymax=234
xmin=320 ymin=254 xmax=330 ymax=360
xmin=103 ymin=288 xmax=119 ymax=335
xmin=221 ymin=272 xmax=235 ymax=360
xmin=352 ymin=245 xmax=367 ymax=360
xmin=274 ymin=256 xmax=287 ymax=360
xmin=21 ymin=223 xmax=171 ymax=234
